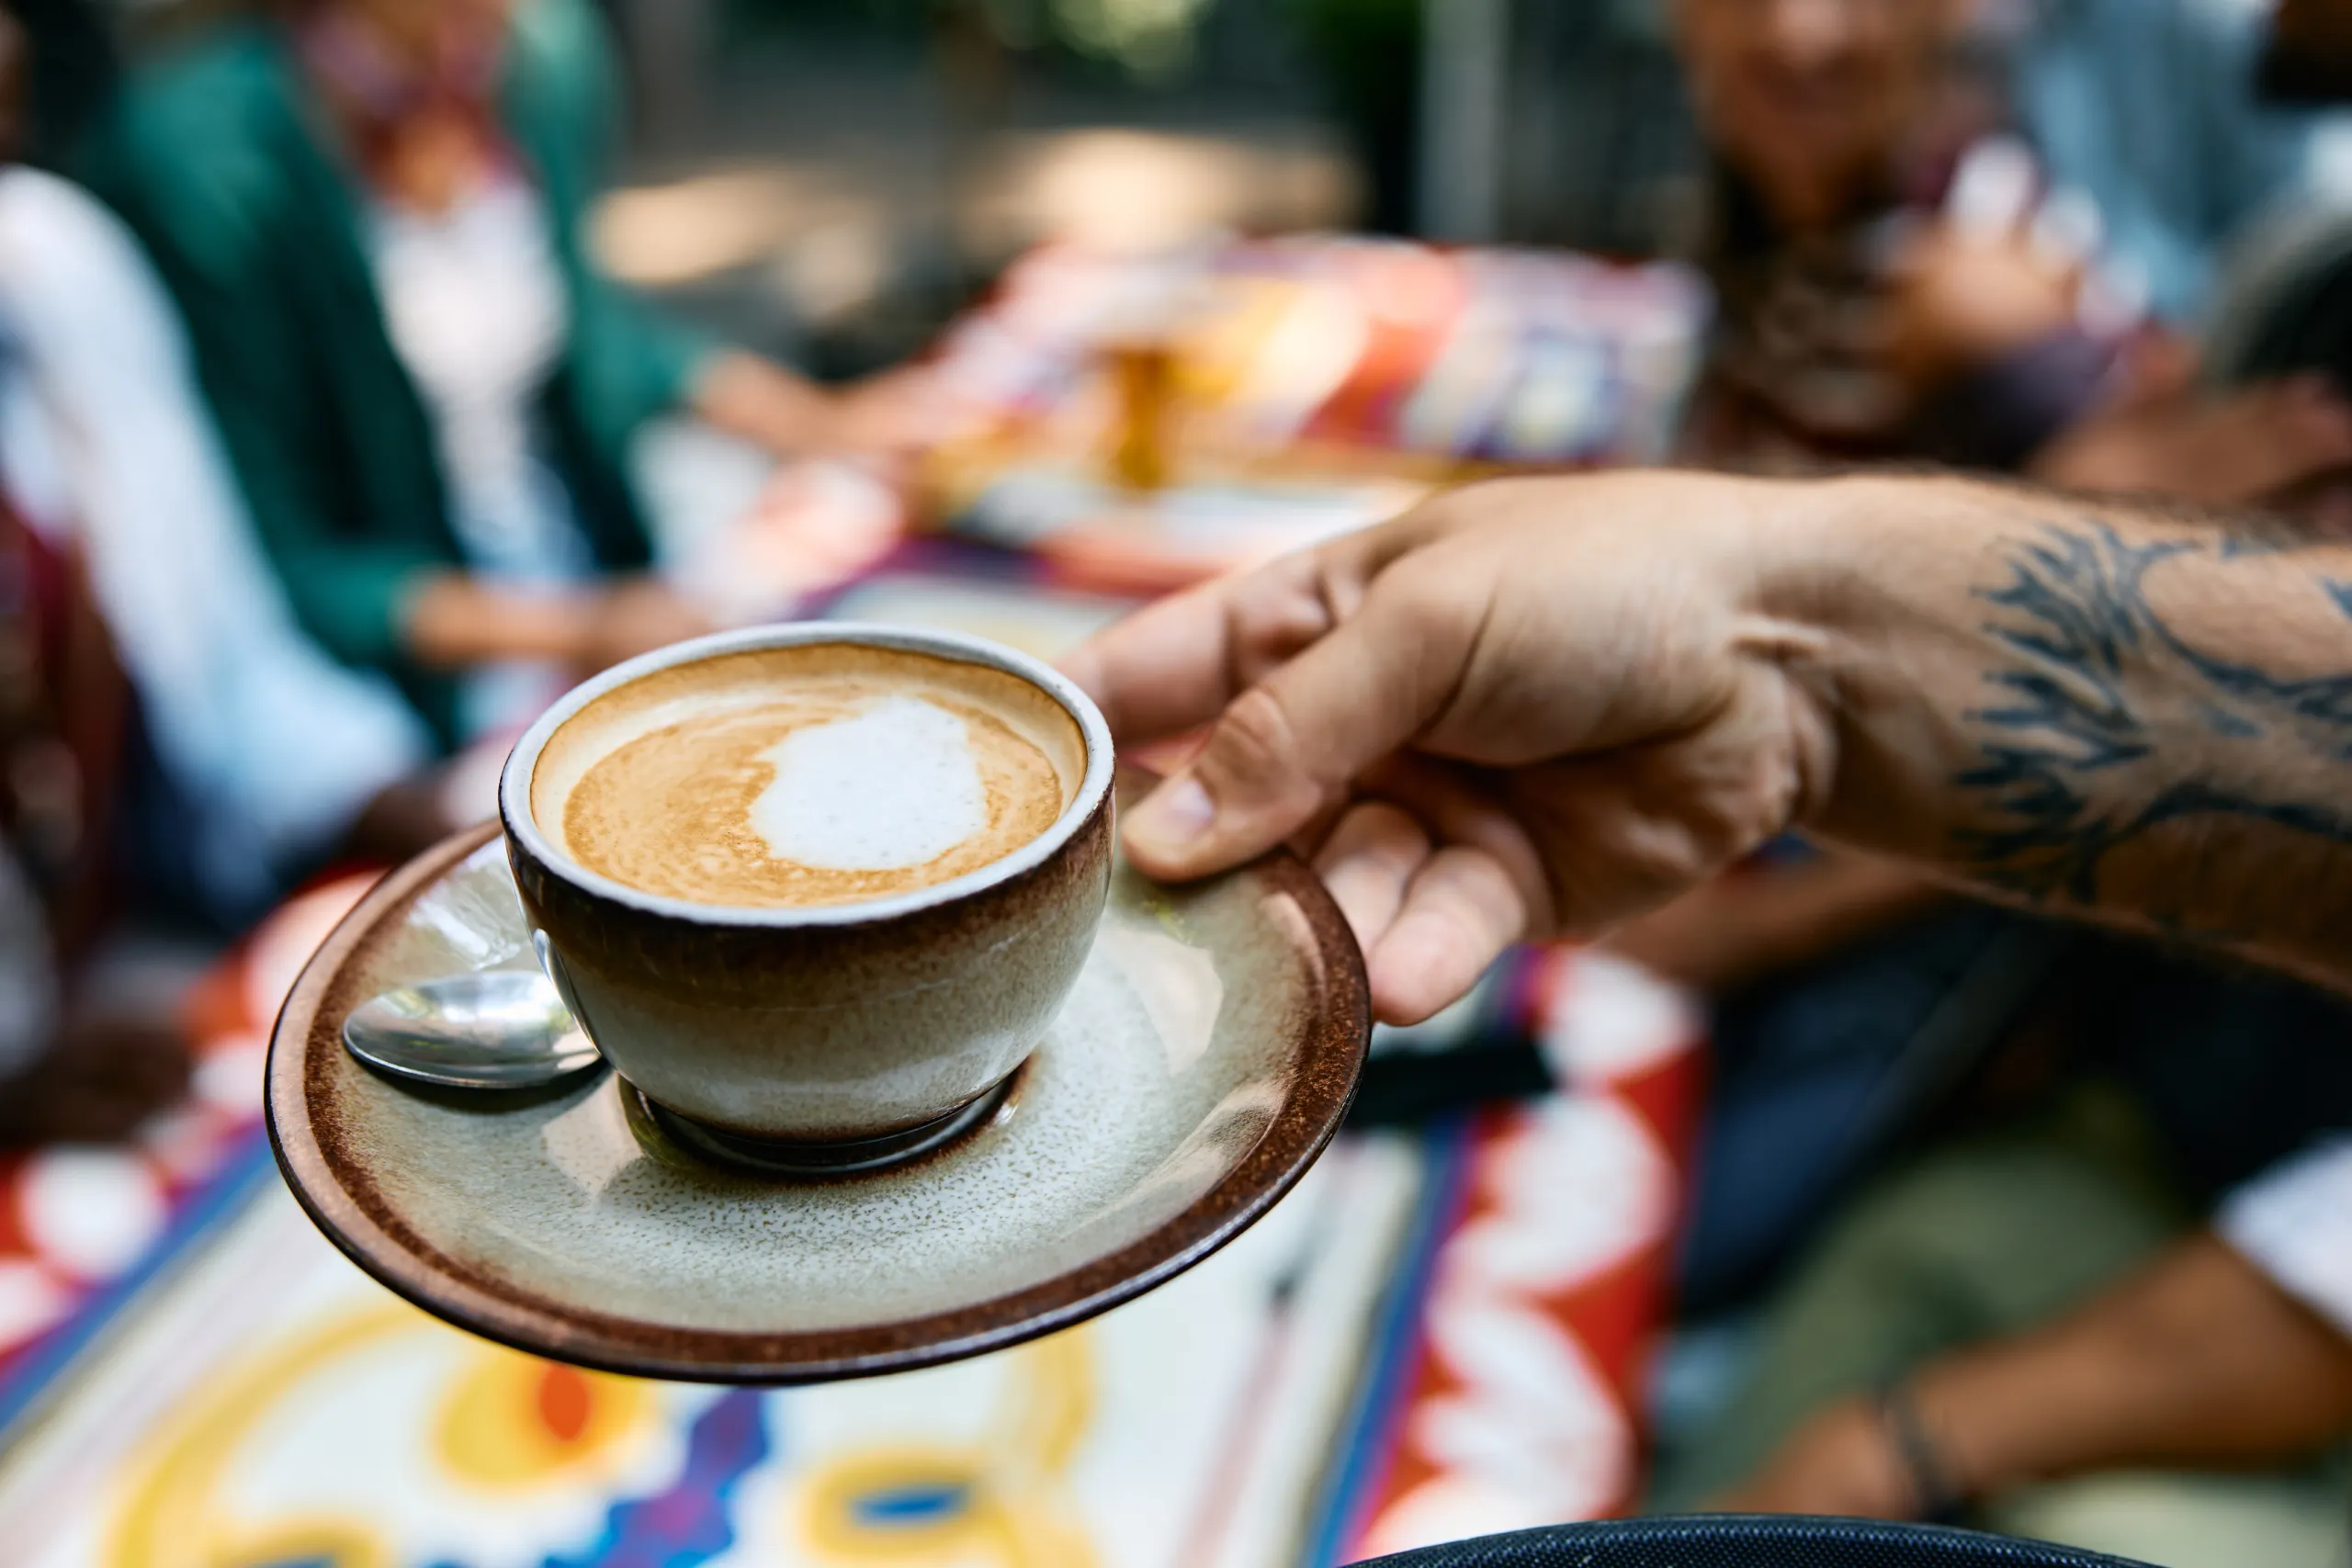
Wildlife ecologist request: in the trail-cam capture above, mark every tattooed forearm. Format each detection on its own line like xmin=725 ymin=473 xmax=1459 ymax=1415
xmin=1954 ymin=516 xmax=2352 ymax=940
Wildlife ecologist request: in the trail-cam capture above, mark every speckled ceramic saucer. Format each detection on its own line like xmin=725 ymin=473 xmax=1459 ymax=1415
xmin=266 ymin=771 xmax=1368 ymax=1384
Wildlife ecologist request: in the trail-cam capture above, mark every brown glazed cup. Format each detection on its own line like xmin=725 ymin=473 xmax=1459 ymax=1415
xmin=498 ymin=624 xmax=1114 ymax=1156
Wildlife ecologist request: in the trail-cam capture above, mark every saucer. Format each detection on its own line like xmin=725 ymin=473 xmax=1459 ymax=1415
xmin=266 ymin=770 xmax=1369 ymax=1383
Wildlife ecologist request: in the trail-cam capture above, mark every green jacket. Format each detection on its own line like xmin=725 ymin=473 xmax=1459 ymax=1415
xmin=81 ymin=0 xmax=714 ymax=745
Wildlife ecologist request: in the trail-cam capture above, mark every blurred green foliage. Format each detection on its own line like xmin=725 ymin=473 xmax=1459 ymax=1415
xmin=713 ymin=0 xmax=1420 ymax=226
xmin=718 ymin=0 xmax=1416 ymax=85
xmin=1290 ymin=0 xmax=1420 ymax=232
xmin=718 ymin=0 xmax=1195 ymax=75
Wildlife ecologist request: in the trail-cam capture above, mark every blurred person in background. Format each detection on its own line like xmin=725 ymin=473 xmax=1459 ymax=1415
xmin=0 ymin=0 xmax=482 ymax=938
xmin=2007 ymin=0 xmax=2352 ymax=513
xmin=79 ymin=0 xmax=935 ymax=756
xmin=1615 ymin=0 xmax=2352 ymax=1320
xmin=1698 ymin=1145 xmax=2352 ymax=1562
xmin=1626 ymin=0 xmax=2135 ymax=1315
xmin=0 ymin=3 xmax=187 ymax=1142
xmin=2008 ymin=0 xmax=2341 ymax=333
xmin=1677 ymin=0 xmax=2352 ymax=498
xmin=1675 ymin=0 xmax=2120 ymax=474
xmin=1623 ymin=0 xmax=2096 ymax=1097
xmin=0 ymin=0 xmax=558 ymax=1144
xmin=0 ymin=504 xmax=188 ymax=1146
xmin=1620 ymin=3 xmax=2352 ymax=1558
xmin=1668 ymin=963 xmax=2352 ymax=1564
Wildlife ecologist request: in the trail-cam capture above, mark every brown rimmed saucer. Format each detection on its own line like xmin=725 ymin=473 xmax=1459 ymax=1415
xmin=266 ymin=769 xmax=1369 ymax=1384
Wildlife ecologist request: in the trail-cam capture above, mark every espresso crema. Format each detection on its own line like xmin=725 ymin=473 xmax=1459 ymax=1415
xmin=532 ymin=645 xmax=1083 ymax=908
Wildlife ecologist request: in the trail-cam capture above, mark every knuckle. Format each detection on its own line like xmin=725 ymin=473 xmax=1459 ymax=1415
xmin=1332 ymin=800 xmax=1430 ymax=871
xmin=1229 ymin=587 xmax=1333 ymax=680
xmin=1205 ymin=685 xmax=1306 ymax=784
xmin=1374 ymin=557 xmax=1476 ymax=652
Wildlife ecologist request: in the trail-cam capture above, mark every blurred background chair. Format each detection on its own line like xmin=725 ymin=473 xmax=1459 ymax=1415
xmin=1353 ymin=1517 xmax=2156 ymax=1568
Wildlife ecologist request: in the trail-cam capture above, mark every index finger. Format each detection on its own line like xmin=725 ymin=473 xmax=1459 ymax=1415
xmin=1057 ymin=570 xmax=1261 ymax=742
xmin=1060 ymin=510 xmax=1439 ymax=743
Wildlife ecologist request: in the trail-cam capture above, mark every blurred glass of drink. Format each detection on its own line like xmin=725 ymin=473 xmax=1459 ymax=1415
xmin=1105 ymin=335 xmax=1178 ymax=492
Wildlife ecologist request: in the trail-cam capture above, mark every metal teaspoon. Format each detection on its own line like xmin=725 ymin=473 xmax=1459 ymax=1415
xmin=342 ymin=971 xmax=603 ymax=1091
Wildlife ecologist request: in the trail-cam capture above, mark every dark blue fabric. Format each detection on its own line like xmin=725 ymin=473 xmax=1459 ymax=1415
xmin=1678 ymin=906 xmax=2030 ymax=1314
xmin=1679 ymin=907 xmax=2352 ymax=1318
xmin=2067 ymin=936 xmax=2352 ymax=1203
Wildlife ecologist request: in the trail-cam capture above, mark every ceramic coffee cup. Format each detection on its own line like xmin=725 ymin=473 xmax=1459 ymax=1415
xmin=499 ymin=625 xmax=1114 ymax=1161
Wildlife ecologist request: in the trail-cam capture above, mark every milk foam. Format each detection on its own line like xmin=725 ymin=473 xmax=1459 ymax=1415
xmin=747 ymin=696 xmax=989 ymax=871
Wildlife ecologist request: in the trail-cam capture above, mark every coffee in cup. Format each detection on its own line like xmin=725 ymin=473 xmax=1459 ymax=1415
xmin=500 ymin=626 xmax=1114 ymax=1168
xmin=543 ymin=643 xmax=1082 ymax=909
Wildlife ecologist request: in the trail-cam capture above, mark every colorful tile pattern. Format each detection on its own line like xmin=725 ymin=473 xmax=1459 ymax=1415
xmin=0 ymin=240 xmax=1708 ymax=1564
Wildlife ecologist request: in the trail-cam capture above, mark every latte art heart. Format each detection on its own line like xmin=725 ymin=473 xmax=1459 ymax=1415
xmin=748 ymin=697 xmax=990 ymax=871
xmin=538 ymin=644 xmax=1080 ymax=909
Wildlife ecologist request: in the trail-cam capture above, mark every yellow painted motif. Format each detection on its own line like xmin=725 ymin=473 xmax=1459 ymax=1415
xmin=106 ymin=1302 xmax=654 ymax=1568
xmin=108 ymin=1303 xmax=413 ymax=1568
xmin=795 ymin=1329 xmax=1097 ymax=1568
xmin=434 ymin=1344 xmax=650 ymax=1489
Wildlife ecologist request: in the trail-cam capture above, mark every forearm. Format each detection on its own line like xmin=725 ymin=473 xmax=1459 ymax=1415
xmin=1725 ymin=851 xmax=1945 ymax=968
xmin=1608 ymin=851 xmax=1944 ymax=993
xmin=401 ymin=574 xmax=594 ymax=669
xmin=690 ymin=352 xmax=839 ymax=456
xmin=1908 ymin=1234 xmax=2352 ymax=1493
xmin=1762 ymin=474 xmax=2352 ymax=990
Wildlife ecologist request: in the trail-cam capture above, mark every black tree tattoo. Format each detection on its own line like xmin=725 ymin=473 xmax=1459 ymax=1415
xmin=1956 ymin=520 xmax=2352 ymax=923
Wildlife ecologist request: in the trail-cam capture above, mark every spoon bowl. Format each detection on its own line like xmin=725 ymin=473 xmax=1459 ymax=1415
xmin=343 ymin=971 xmax=602 ymax=1091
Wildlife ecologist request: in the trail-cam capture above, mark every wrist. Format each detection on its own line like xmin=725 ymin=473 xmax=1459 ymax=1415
xmin=1747 ymin=474 xmax=2011 ymax=855
xmin=1740 ymin=474 xmax=1929 ymax=680
xmin=1879 ymin=1375 xmax=1976 ymax=1522
xmin=1720 ymin=474 xmax=1881 ymax=841
xmin=1905 ymin=1348 xmax=2068 ymax=1504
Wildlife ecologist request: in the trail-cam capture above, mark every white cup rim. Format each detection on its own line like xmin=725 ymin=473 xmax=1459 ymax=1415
xmin=498 ymin=622 xmax=1117 ymax=929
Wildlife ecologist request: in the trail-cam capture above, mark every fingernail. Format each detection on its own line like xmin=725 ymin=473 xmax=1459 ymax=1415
xmin=1126 ymin=774 xmax=1215 ymax=857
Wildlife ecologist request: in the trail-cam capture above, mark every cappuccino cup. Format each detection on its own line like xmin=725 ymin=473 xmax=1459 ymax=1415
xmin=499 ymin=625 xmax=1114 ymax=1162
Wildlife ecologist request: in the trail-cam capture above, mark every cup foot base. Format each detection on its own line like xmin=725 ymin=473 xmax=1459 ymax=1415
xmin=628 ymin=1074 xmax=1018 ymax=1179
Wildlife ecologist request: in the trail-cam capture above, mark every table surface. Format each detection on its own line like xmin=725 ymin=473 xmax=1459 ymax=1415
xmin=0 ymin=235 xmax=1711 ymax=1568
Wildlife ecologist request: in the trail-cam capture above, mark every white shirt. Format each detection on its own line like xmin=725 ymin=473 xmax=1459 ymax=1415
xmin=0 ymin=166 xmax=432 ymax=916
xmin=2219 ymin=1136 xmax=2352 ymax=1338
xmin=367 ymin=168 xmax=589 ymax=738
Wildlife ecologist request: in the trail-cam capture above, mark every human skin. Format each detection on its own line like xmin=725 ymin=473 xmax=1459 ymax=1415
xmin=1717 ymin=1234 xmax=2352 ymax=1517
xmin=2031 ymin=373 xmax=2352 ymax=513
xmin=1671 ymin=0 xmax=1964 ymax=234
xmin=1600 ymin=845 xmax=1941 ymax=996
xmin=1063 ymin=470 xmax=2352 ymax=1022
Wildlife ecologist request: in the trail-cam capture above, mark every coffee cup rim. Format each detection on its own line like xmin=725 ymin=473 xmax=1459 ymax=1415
xmin=498 ymin=622 xmax=1116 ymax=928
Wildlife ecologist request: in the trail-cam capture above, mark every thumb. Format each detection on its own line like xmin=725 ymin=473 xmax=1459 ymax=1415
xmin=1120 ymin=576 xmax=1475 ymax=880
